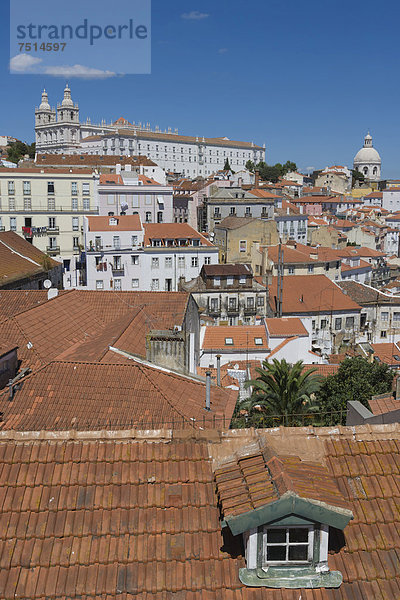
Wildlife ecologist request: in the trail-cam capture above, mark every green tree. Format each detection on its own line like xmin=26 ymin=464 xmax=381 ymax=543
xmin=232 ymin=359 xmax=322 ymax=428
xmin=255 ymin=161 xmax=297 ymax=183
xmin=282 ymin=160 xmax=297 ymax=175
xmin=245 ymin=159 xmax=255 ymax=172
xmin=316 ymin=357 xmax=394 ymax=425
xmin=7 ymin=141 xmax=35 ymax=164
xmin=352 ymin=169 xmax=365 ymax=186
xmin=223 ymin=158 xmax=231 ymax=171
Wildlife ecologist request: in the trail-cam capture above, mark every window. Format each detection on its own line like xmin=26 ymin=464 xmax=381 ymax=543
xmin=227 ymin=276 xmax=234 ymax=286
xmin=335 ymin=318 xmax=342 ymax=330
xmin=9 ymin=198 xmax=15 ymax=211
xmin=191 ymin=257 xmax=198 ymax=267
xmin=8 ymin=181 xmax=15 ymax=195
xmin=96 ymin=280 xmax=104 ymax=290
xmin=178 ymin=257 xmax=185 ymax=267
xmin=381 ymin=311 xmax=389 ymax=321
xmin=151 ymin=278 xmax=159 ymax=290
xmin=131 ymin=235 xmax=138 ymax=246
xmin=72 ymin=198 xmax=78 ymax=211
xmin=247 ymin=297 xmax=255 ymax=308
xmin=321 ymin=319 xmax=327 ymax=329
xmin=263 ymin=526 xmax=313 ymax=565
xmin=48 ymin=197 xmax=55 ymax=210
xmin=214 ymin=207 xmax=221 ymax=217
xmin=47 ymin=181 xmax=55 ymax=194
xmin=10 ymin=217 xmax=16 ymax=231
xmin=157 ymin=211 xmax=163 ymax=223
xmin=23 ymin=181 xmax=31 ymax=195
xmin=132 ymin=278 xmax=139 ymax=288
xmin=73 ymin=236 xmax=79 ymax=248
xmin=239 ymin=240 xmax=247 ymax=252
xmin=48 ymin=217 xmax=56 ymax=229
xmin=254 ymin=337 xmax=263 ymax=345
xmin=204 ymin=256 xmax=211 ymax=265
xmin=345 ymin=316 xmax=354 ymax=328
xmin=225 ymin=338 xmax=233 ymax=345
xmin=83 ymin=197 xmax=90 ymax=210
xmin=72 ymin=217 xmax=79 ymax=231
xmin=152 ymin=257 xmax=159 ymax=268
xmin=229 ymin=298 xmax=237 ymax=309
xmin=257 ymin=296 xmax=264 ymax=306
xmin=308 ymin=265 xmax=314 ymax=273
xmin=165 ymin=257 xmax=172 ymax=268
xmin=24 ymin=198 xmax=31 ymax=211
xmin=131 ymin=255 xmax=139 ymax=265
xmin=113 ymin=236 xmax=120 ymax=249
xmin=49 ymin=236 xmax=57 ymax=249
xmin=214 ymin=277 xmax=221 ymax=287
xmin=381 ymin=330 xmax=387 ymax=338
xmin=239 ymin=276 xmax=246 ymax=284
xmin=245 ymin=207 xmax=251 ymax=216
xmin=145 ymin=211 xmax=152 ymax=222
xmin=393 ymin=312 xmax=400 ymax=321
xmin=288 ymin=266 xmax=295 ymax=275
xmin=230 ymin=207 xmax=236 ymax=215
xmin=114 ymin=279 xmax=122 ymax=291
xmin=71 ymin=182 xmax=78 ymax=195
xmin=82 ymin=182 xmax=90 ymax=195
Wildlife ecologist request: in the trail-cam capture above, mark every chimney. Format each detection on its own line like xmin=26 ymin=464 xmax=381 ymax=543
xmin=216 ymin=355 xmax=221 ymax=386
xmin=255 ymin=170 xmax=260 ymax=189
xmin=205 ymin=371 xmax=211 ymax=411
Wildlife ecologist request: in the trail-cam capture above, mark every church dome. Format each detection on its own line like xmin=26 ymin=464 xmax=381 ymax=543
xmin=39 ymin=89 xmax=51 ymax=111
xmin=353 ymin=133 xmax=381 ymax=165
xmin=61 ymin=84 xmax=74 ymax=107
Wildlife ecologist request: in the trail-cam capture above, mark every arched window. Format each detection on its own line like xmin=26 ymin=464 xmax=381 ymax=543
xmin=373 ymin=167 xmax=378 ymax=175
xmin=363 ymin=167 xmax=368 ymax=175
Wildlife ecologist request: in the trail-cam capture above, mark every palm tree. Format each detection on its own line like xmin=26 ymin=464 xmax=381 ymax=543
xmin=237 ymin=359 xmax=322 ymax=427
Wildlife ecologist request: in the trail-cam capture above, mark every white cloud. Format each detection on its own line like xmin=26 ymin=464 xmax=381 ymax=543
xmin=181 ymin=11 xmax=209 ymax=20
xmin=10 ymin=54 xmax=42 ymax=72
xmin=44 ymin=64 xmax=116 ymax=79
xmin=218 ymin=48 xmax=228 ymax=54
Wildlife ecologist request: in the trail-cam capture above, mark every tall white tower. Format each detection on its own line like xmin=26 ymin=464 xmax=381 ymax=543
xmin=35 ymin=90 xmax=57 ymax=152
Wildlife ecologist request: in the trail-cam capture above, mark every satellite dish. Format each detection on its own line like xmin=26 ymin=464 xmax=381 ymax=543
xmin=43 ymin=279 xmax=52 ymax=289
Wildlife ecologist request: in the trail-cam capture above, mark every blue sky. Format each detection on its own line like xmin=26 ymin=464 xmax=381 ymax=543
xmin=1 ymin=0 xmax=400 ymax=176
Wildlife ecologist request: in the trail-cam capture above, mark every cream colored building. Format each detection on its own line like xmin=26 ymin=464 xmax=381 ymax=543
xmin=213 ymin=216 xmax=279 ymax=276
xmin=0 ymin=167 xmax=99 ymax=285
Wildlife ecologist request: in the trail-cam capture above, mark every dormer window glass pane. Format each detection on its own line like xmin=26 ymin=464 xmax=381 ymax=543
xmin=263 ymin=526 xmax=312 ymax=565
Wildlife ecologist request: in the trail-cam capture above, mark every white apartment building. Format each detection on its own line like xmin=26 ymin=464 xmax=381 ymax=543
xmin=0 ymin=167 xmax=98 ymax=283
xmin=35 ymin=85 xmax=265 ymax=178
xmin=84 ymin=216 xmax=219 ymax=291
xmin=383 ymin=188 xmax=400 ymax=212
xmin=97 ymin=167 xmax=173 ymax=224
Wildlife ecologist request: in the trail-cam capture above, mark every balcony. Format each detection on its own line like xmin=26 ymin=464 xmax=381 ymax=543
xmin=244 ymin=305 xmax=257 ymax=316
xmin=47 ymin=226 xmax=59 ymax=234
xmin=227 ymin=305 xmax=239 ymax=316
xmin=46 ymin=246 xmax=60 ymax=255
xmin=111 ymin=267 xmax=125 ymax=276
xmin=209 ymin=306 xmax=221 ymax=317
xmin=73 ymin=246 xmax=80 ymax=255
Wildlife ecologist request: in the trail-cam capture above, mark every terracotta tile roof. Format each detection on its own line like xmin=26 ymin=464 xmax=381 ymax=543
xmin=341 ymin=259 xmax=372 ymax=272
xmin=337 ymin=281 xmax=400 ymax=306
xmin=0 ymin=290 xmax=191 ymax=369
xmin=371 ymin=343 xmax=400 ymax=367
xmin=215 ymin=450 xmax=351 ymax=518
xmin=0 ymin=290 xmax=68 ymax=320
xmin=203 ymin=326 xmax=268 ymax=351
xmin=202 ymin=263 xmax=252 ymax=276
xmin=268 ymin=274 xmax=361 ymax=314
xmin=301 ymin=363 xmax=339 ymax=376
xmin=0 ymin=231 xmax=60 ymax=287
xmin=99 ymin=173 xmax=123 ymax=185
xmin=143 ymin=223 xmax=214 ymax=246
xmin=0 ymin=360 xmax=237 ymax=431
xmin=369 ymin=393 xmax=400 ymax=415
xmin=87 ymin=214 xmax=142 ymax=231
xmin=247 ymin=188 xmax=280 ymax=200
xmin=267 ymin=244 xmax=320 ymax=264
xmin=36 ymin=153 xmax=156 ymax=167
xmin=265 ymin=317 xmax=308 ymax=337
xmin=197 ymin=360 xmax=261 ymax=387
xmin=216 ymin=216 xmax=257 ymax=230
xmin=0 ymin=425 xmax=399 ymax=597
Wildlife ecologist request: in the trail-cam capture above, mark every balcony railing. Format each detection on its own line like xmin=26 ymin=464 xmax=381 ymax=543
xmin=46 ymin=246 xmax=60 ymax=255
xmin=47 ymin=226 xmax=60 ymax=234
xmin=111 ymin=267 xmax=125 ymax=276
xmin=227 ymin=305 xmax=239 ymax=315
xmin=209 ymin=306 xmax=221 ymax=317
xmin=244 ymin=306 xmax=257 ymax=315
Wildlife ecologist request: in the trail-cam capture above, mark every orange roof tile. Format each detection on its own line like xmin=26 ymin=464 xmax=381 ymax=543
xmin=203 ymin=326 xmax=268 ymax=350
xmin=143 ymin=223 xmax=214 ymax=246
xmin=265 ymin=317 xmax=308 ymax=337
xmin=87 ymin=214 xmax=142 ymax=231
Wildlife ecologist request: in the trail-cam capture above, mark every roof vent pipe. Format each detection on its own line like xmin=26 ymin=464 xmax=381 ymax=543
xmin=216 ymin=355 xmax=221 ymax=386
xmin=205 ymin=371 xmax=211 ymax=411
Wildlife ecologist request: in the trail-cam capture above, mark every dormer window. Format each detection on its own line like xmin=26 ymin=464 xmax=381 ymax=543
xmin=215 ymin=450 xmax=353 ymax=590
xmin=109 ymin=217 xmax=118 ymax=226
xmin=225 ymin=337 xmax=233 ymax=345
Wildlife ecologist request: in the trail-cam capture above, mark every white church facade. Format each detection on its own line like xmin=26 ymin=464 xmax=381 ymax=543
xmin=353 ymin=133 xmax=381 ymax=182
xmin=35 ymin=85 xmax=265 ymax=178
